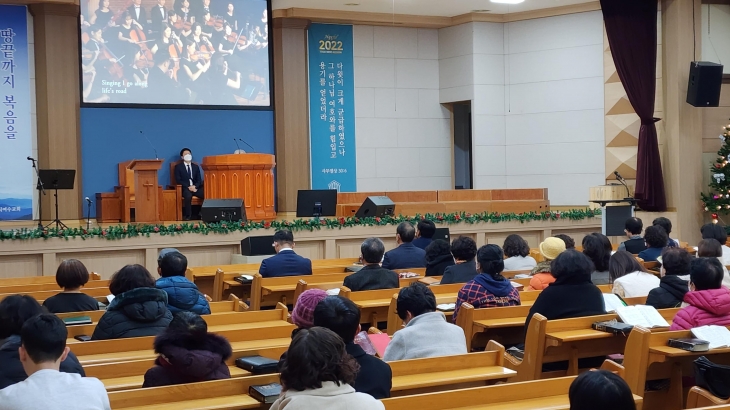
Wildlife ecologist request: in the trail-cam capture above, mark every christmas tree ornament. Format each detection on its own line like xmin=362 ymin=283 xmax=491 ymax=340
xmin=714 ymin=173 xmax=726 ymax=183
xmin=713 ymin=213 xmax=719 ymax=219
xmin=705 ymin=207 xmax=710 ymax=211
xmin=718 ymin=206 xmax=722 ymax=210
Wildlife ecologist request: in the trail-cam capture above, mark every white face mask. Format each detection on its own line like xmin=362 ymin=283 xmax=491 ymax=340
xmin=183 ymin=154 xmax=192 ymax=162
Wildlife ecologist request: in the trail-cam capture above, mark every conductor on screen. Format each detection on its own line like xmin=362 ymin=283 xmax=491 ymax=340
xmin=174 ymin=148 xmax=204 ymax=220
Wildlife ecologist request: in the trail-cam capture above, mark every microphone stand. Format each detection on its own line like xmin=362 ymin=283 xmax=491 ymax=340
xmin=30 ymin=158 xmax=45 ymax=230
xmin=617 ymin=177 xmax=631 ymax=199
xmin=86 ymin=200 xmax=92 ymax=231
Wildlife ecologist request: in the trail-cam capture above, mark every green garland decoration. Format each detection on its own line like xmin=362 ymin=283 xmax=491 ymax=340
xmin=0 ymin=209 xmax=601 ymax=242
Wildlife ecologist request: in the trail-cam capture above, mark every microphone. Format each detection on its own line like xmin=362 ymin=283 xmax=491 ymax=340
xmin=613 ymin=171 xmax=624 ymax=181
xmin=27 ymin=156 xmax=35 ymax=161
xmin=140 ymin=130 xmax=159 ymax=159
xmin=234 ymin=138 xmax=242 ymax=152
xmin=85 ymin=197 xmax=92 ymax=204
xmin=238 ymin=138 xmax=255 ymax=153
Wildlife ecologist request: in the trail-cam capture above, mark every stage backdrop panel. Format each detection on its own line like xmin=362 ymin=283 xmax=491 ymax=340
xmin=80 ymin=107 xmax=274 ymax=217
xmin=307 ymin=23 xmax=357 ymax=192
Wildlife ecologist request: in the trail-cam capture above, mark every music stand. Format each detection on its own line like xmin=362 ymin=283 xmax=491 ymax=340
xmin=38 ymin=169 xmax=76 ymax=230
xmin=589 ymin=198 xmax=638 ymax=237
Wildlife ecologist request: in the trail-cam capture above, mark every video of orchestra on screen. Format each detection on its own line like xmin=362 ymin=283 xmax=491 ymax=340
xmin=79 ymin=0 xmax=270 ymax=106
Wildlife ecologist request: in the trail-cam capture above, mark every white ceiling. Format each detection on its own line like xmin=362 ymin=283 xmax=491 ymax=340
xmin=271 ymin=0 xmax=596 ymax=17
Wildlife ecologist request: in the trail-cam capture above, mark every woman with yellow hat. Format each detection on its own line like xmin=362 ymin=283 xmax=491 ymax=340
xmin=526 ymin=237 xmax=566 ymax=291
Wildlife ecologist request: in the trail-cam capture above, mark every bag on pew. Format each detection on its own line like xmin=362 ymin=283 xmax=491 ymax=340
xmin=235 ymin=356 xmax=279 ymax=374
xmin=615 ymin=305 xmax=670 ymax=328
xmin=695 ymin=356 xmax=730 ymax=399
xmin=250 ymin=383 xmax=282 ymax=404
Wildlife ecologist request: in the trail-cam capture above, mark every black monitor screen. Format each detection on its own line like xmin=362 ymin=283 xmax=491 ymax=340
xmin=80 ymin=0 xmax=270 ymax=107
xmin=296 ymin=189 xmax=337 ymax=217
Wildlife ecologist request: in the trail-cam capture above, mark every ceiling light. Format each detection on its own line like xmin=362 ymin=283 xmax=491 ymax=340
xmin=344 ymin=3 xmax=360 ymax=5
xmin=490 ymin=0 xmax=525 ymax=4
xmin=471 ymin=9 xmax=491 ymax=12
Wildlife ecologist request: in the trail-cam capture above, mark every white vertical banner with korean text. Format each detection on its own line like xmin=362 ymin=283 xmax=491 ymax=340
xmin=0 ymin=5 xmax=32 ymax=220
xmin=307 ymin=24 xmax=356 ymax=192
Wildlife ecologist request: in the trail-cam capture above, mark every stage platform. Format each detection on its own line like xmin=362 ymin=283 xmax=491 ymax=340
xmin=0 ymin=214 xmax=601 ymax=280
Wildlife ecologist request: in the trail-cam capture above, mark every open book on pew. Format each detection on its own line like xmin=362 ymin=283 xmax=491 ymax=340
xmin=603 ymin=293 xmax=628 ymax=313
xmin=691 ymin=325 xmax=730 ymax=349
xmin=615 ymin=305 xmax=670 ymax=328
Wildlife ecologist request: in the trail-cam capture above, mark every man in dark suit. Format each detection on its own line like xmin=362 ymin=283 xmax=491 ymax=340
xmin=259 ymin=230 xmax=312 ymax=278
xmin=314 ymin=296 xmax=392 ymax=399
xmin=344 ymin=238 xmax=399 ymax=291
xmin=174 ymin=147 xmax=204 ymax=220
xmin=127 ymin=0 xmax=148 ymax=27
xmin=382 ymin=222 xmax=427 ymax=270
xmin=150 ymin=0 xmax=168 ymax=36
xmin=412 ymin=219 xmax=436 ymax=250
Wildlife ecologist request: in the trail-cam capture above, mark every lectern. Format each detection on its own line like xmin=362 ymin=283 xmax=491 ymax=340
xmin=589 ymin=198 xmax=638 ymax=237
xmin=115 ymin=159 xmax=164 ymax=223
xmin=202 ymin=154 xmax=276 ymax=221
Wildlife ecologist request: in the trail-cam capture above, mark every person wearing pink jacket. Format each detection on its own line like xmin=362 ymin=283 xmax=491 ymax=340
xmin=670 ymin=257 xmax=730 ymax=331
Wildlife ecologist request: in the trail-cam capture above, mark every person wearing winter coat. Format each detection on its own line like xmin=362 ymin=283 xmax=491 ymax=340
xmin=155 ymin=249 xmax=210 ymax=315
xmin=272 ymin=327 xmax=384 ymax=410
xmin=91 ymin=265 xmax=173 ymax=340
xmin=646 ymin=247 xmax=691 ymax=309
xmin=671 ymin=257 xmax=730 ymax=330
xmin=527 ymin=237 xmax=566 ymax=290
xmin=424 ymin=239 xmax=455 ymax=277
xmin=143 ymin=311 xmax=232 ymax=387
xmin=0 ymin=295 xmax=85 ymax=390
xmin=453 ymin=244 xmax=521 ymax=322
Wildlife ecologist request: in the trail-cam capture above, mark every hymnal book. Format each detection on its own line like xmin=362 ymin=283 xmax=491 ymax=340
xmin=235 ymin=356 xmax=279 ymax=374
xmin=325 ymin=288 xmax=340 ymax=296
xmin=249 ymin=383 xmax=282 ymax=404
xmin=510 ymin=281 xmax=525 ymax=291
xmin=592 ymin=320 xmax=634 ymax=335
xmin=62 ymin=316 xmax=92 ymax=326
xmin=368 ymin=333 xmax=391 ymax=358
xmin=419 ymin=277 xmax=441 ymax=286
xmin=615 ymin=305 xmax=670 ymax=328
xmin=234 ymin=275 xmax=254 ymax=284
xmin=667 ymin=338 xmax=710 ymax=352
xmin=436 ymin=303 xmax=456 ymax=312
xmin=691 ymin=325 xmax=730 ymax=349
xmin=603 ymin=293 xmax=628 ymax=313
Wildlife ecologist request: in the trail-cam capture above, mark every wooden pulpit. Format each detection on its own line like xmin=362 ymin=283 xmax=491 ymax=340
xmin=116 ymin=159 xmax=164 ymax=223
xmin=202 ymin=154 xmax=276 ymax=221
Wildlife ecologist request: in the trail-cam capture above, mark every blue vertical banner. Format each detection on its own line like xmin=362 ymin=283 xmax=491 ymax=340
xmin=307 ymin=23 xmax=357 ymax=192
xmin=0 ymin=6 xmax=32 ymax=220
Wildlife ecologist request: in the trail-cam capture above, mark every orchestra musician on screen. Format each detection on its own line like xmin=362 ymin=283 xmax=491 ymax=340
xmin=79 ymin=0 xmax=269 ymax=105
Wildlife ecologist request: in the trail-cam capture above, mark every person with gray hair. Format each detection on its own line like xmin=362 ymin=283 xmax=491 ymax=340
xmin=382 ymin=222 xmax=427 ymax=270
xmin=343 ymin=238 xmax=399 ymax=291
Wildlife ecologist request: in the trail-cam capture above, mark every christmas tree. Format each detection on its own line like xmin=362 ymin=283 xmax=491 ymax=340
xmin=701 ymin=118 xmax=730 ymax=224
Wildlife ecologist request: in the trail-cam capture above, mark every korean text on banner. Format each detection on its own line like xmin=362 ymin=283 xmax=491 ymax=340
xmin=307 ymin=23 xmax=356 ymax=192
xmin=0 ymin=5 xmax=32 ymax=221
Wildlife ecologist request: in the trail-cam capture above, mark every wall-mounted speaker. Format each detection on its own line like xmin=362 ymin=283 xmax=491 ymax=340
xmin=687 ymin=61 xmax=723 ymax=107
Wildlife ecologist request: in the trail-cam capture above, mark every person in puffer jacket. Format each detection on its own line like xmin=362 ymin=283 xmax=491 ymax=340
xmin=671 ymin=257 xmax=730 ymax=331
xmin=156 ymin=249 xmax=211 ymax=315
xmin=143 ymin=311 xmax=232 ymax=387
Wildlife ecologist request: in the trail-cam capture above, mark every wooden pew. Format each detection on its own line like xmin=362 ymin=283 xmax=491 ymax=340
xmin=0 ymin=286 xmax=111 ymax=303
xmin=381 ymin=374 xmax=643 ymax=410
xmin=0 ymin=279 xmax=109 ymax=294
xmin=0 ymin=272 xmax=101 ymax=287
xmin=687 ymin=387 xmax=730 ymax=409
xmin=66 ymin=307 xmax=290 ymax=342
xmin=623 ymin=326 xmax=730 ymax=410
xmin=108 ymin=373 xmax=281 ymax=409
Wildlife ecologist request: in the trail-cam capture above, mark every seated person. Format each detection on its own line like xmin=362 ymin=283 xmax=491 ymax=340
xmin=273 ymin=327 xmax=385 ymax=410
xmin=156 ymin=249 xmax=211 ymax=315
xmin=412 ymin=219 xmax=436 ymax=250
xmin=143 ymin=311 xmax=232 ymax=387
xmin=343 ymin=238 xmax=399 ymax=291
xmin=453 ymin=244 xmax=521 ymax=322
xmin=0 ymin=296 xmax=85 ymax=390
xmin=383 ymin=282 xmax=467 ymax=361
xmin=554 ymin=234 xmax=575 ymax=250
xmin=618 ymin=217 xmax=646 ymax=253
xmin=42 ymin=259 xmax=100 ymax=313
xmin=671 ymin=257 xmax=730 ymax=330
xmin=609 ymin=251 xmax=659 ymax=298
xmin=582 ymin=233 xmax=612 ymax=285
xmin=259 ymin=230 xmax=313 ymax=278
xmin=701 ymin=223 xmax=730 ymax=265
xmin=441 ymin=236 xmax=478 ymax=285
xmin=697 ymin=239 xmax=730 ymax=288
xmin=313 ymin=296 xmax=392 ymax=399
xmin=653 ymin=217 xmax=679 ymax=248
xmin=382 ymin=222 xmax=426 ymax=270
xmin=569 ymin=370 xmax=636 ymax=410
xmin=646 ymin=247 xmax=691 ymax=309
xmin=527 ymin=237 xmax=566 ymax=290
xmin=424 ymin=239 xmax=454 ymax=277
xmin=637 ymin=225 xmax=668 ymax=262
xmin=0 ymin=314 xmax=110 ymax=409
xmin=174 ymin=148 xmax=204 ymax=220
xmin=502 ymin=234 xmax=537 ymax=271
xmin=291 ymin=289 xmax=328 ymax=331
xmin=92 ymin=265 xmax=173 ymax=340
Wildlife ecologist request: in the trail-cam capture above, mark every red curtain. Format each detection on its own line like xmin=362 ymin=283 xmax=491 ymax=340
xmin=601 ymin=0 xmax=666 ymax=211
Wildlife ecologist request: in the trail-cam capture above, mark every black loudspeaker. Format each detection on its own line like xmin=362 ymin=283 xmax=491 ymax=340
xmin=355 ymin=196 xmax=395 ymax=218
xmin=687 ymin=61 xmax=723 ymax=107
xmin=241 ymin=236 xmax=276 ymax=256
xmin=201 ymin=199 xmax=245 ymax=223
xmin=433 ymin=228 xmax=450 ymax=242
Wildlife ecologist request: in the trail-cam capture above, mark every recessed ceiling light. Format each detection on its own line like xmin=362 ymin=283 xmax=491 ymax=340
xmin=471 ymin=9 xmax=491 ymax=12
xmin=344 ymin=3 xmax=360 ymax=5
xmin=490 ymin=0 xmax=525 ymax=4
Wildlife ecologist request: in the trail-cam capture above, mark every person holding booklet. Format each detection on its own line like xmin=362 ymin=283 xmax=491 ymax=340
xmin=670 ymin=257 xmax=730 ymax=331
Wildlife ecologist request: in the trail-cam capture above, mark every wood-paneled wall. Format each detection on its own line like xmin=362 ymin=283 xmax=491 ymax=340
xmin=702 ymin=84 xmax=730 ymax=154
